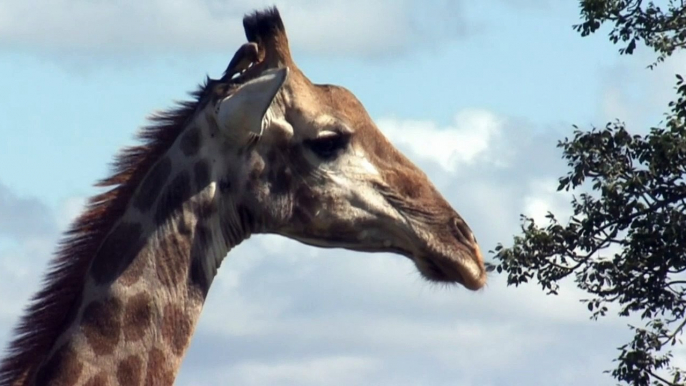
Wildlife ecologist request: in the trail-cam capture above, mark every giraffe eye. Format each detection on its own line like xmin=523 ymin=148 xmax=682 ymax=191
xmin=305 ymin=133 xmax=349 ymax=159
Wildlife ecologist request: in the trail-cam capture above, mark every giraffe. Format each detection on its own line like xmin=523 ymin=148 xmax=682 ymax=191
xmin=0 ymin=7 xmax=487 ymax=386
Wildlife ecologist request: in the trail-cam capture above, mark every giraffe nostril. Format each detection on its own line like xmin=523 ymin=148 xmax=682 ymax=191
xmin=450 ymin=217 xmax=473 ymax=246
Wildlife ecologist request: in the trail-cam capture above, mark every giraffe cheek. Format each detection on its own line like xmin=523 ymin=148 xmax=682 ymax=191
xmin=269 ymin=164 xmax=294 ymax=196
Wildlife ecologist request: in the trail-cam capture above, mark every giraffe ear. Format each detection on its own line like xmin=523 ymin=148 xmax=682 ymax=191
xmin=215 ymin=67 xmax=288 ymax=142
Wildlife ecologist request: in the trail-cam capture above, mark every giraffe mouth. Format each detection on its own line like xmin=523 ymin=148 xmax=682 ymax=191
xmin=416 ymin=257 xmax=460 ymax=283
xmin=412 ymin=252 xmax=485 ymax=290
xmin=401 ymin=223 xmax=487 ymax=291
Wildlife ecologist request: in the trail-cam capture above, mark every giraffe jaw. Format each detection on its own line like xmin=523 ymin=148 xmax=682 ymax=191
xmin=284 ymin=232 xmax=487 ymax=291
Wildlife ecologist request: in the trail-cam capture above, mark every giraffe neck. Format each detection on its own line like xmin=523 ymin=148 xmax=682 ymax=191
xmin=29 ymin=109 xmax=253 ymax=386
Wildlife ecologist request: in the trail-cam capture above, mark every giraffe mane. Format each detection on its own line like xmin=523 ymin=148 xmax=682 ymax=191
xmin=0 ymin=80 xmax=213 ymax=386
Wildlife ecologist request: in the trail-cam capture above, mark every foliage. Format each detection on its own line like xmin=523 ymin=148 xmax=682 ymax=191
xmin=575 ymin=0 xmax=686 ymax=67
xmin=493 ymin=1 xmax=686 ymax=385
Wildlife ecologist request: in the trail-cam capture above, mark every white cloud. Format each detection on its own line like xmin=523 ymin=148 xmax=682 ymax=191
xmin=601 ymin=86 xmax=633 ymax=125
xmin=0 ymin=183 xmax=54 ymax=241
xmin=56 ymin=196 xmax=87 ymax=231
xmin=229 ymin=356 xmax=379 ymax=386
xmin=0 ymin=0 xmax=472 ymax=59
xmin=377 ymin=109 xmax=504 ymax=173
xmin=597 ymin=50 xmax=686 ymax=132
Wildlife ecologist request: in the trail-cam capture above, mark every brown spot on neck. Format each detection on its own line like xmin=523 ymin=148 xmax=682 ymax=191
xmin=81 ymin=297 xmax=123 ymax=356
xmin=179 ymin=126 xmax=201 ymax=157
xmin=90 ymin=222 xmax=145 ymax=285
xmin=155 ymin=172 xmax=192 ymax=226
xmin=133 ymin=157 xmax=172 ymax=212
xmin=123 ymin=292 xmax=153 ymax=342
xmin=118 ymin=245 xmax=148 ymax=287
xmin=117 ymin=355 xmax=143 ymax=385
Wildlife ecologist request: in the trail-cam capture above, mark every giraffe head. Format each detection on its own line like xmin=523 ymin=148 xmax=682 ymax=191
xmin=208 ymin=8 xmax=487 ymax=290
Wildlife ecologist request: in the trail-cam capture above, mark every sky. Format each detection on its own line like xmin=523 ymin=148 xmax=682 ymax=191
xmin=0 ymin=1 xmax=685 ymax=385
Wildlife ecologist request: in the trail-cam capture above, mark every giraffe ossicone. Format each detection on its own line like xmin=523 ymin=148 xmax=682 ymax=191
xmin=0 ymin=6 xmax=487 ymax=386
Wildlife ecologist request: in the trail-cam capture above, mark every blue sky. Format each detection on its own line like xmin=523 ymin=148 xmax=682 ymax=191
xmin=1 ymin=1 xmax=684 ymax=385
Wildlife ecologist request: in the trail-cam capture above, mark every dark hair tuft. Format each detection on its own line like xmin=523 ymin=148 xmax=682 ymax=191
xmin=242 ymin=6 xmax=285 ymax=43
